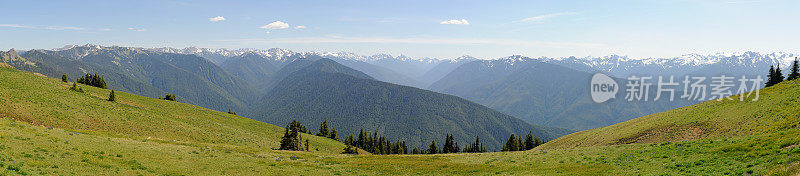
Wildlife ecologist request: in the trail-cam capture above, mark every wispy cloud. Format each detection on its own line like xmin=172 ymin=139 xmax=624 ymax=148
xmin=128 ymin=27 xmax=146 ymax=32
xmin=0 ymin=24 xmax=34 ymax=28
xmin=45 ymin=26 xmax=87 ymax=30
xmin=259 ymin=21 xmax=290 ymax=30
xmin=440 ymin=19 xmax=470 ymax=25
xmin=209 ymin=16 xmax=226 ymax=22
xmin=1 ymin=24 xmax=111 ymax=32
xmin=213 ymin=36 xmax=606 ymax=49
xmin=516 ymin=12 xmax=577 ymax=23
xmin=294 ymin=25 xmax=307 ymax=29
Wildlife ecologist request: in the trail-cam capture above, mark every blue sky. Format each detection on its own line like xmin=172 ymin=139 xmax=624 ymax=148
xmin=1 ymin=0 xmax=799 ymax=59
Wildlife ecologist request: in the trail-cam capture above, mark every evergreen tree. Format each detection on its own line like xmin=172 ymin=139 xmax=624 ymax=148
xmin=163 ymin=94 xmax=177 ymax=101
xmin=342 ymin=144 xmax=358 ymax=154
xmin=61 ymin=74 xmax=69 ymax=83
xmin=344 ymin=134 xmax=355 ymax=145
xmin=534 ymin=137 xmax=543 ymax=147
xmin=427 ymin=140 xmax=438 ymax=154
xmin=766 ymin=65 xmax=776 ymax=87
xmin=329 ymin=127 xmax=339 ymax=141
xmin=108 ymin=90 xmax=116 ymax=101
xmin=300 ymin=125 xmax=308 ymax=134
xmin=77 ymin=73 xmax=107 ymax=89
xmin=502 ymin=134 xmax=518 ymax=151
xmin=524 ymin=132 xmax=535 ymax=150
xmin=69 ymin=82 xmax=84 ymax=93
xmin=442 ymin=134 xmax=460 ymax=153
xmin=357 ymin=129 xmax=366 ymax=147
xmin=789 ymin=58 xmax=800 ymax=81
xmin=442 ymin=134 xmax=453 ymax=153
xmin=347 ymin=128 xmax=409 ymax=155
xmin=411 ymin=147 xmax=419 ymax=154
xmin=401 ymin=141 xmax=408 ymax=154
xmin=279 ymin=120 xmax=305 ymax=151
xmin=317 ymin=118 xmax=329 ymax=137
xmin=464 ymin=135 xmax=486 ymax=153
xmin=776 ymin=65 xmax=786 ymax=83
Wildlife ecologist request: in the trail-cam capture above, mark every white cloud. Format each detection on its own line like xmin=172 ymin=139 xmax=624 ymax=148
xmin=98 ymin=28 xmax=112 ymax=31
xmin=517 ymin=12 xmax=577 ymax=23
xmin=0 ymin=24 xmax=34 ymax=28
xmin=128 ymin=27 xmax=146 ymax=32
xmin=209 ymin=16 xmax=226 ymax=22
xmin=440 ymin=19 xmax=470 ymax=25
xmin=294 ymin=25 xmax=307 ymax=29
xmin=45 ymin=26 xmax=87 ymax=30
xmin=259 ymin=21 xmax=290 ymax=30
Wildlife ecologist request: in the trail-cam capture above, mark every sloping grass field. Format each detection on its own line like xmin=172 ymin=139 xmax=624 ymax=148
xmin=1 ymin=66 xmax=799 ymax=175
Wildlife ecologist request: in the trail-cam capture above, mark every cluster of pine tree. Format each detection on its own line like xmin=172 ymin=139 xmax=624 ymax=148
xmin=501 ymin=132 xmax=544 ymax=152
xmin=441 ymin=134 xmax=460 ymax=153
xmin=411 ymin=135 xmax=486 ymax=154
xmin=462 ymin=136 xmax=487 ymax=153
xmin=279 ymin=120 xmax=308 ymax=151
xmin=163 ymin=94 xmax=177 ymax=101
xmin=766 ymin=58 xmax=800 ymax=87
xmin=342 ymin=129 xmax=408 ymax=155
xmin=315 ymin=118 xmax=339 ymax=141
xmin=76 ymin=73 xmax=107 ymax=89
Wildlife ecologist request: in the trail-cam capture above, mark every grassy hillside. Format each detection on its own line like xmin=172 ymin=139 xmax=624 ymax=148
xmin=1 ymin=62 xmax=799 ymax=175
xmin=0 ymin=66 xmax=345 ymax=154
xmin=541 ymin=80 xmax=800 ymax=149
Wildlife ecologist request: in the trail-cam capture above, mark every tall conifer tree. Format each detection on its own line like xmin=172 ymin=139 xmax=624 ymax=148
xmin=788 ymin=58 xmax=800 ymax=81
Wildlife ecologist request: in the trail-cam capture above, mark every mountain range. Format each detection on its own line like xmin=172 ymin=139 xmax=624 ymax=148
xmin=1 ymin=44 xmax=568 ymax=150
xmin=4 ymin=44 xmax=796 ymax=141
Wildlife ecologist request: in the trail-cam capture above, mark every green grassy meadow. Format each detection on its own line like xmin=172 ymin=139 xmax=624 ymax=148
xmin=1 ymin=66 xmax=799 ymax=175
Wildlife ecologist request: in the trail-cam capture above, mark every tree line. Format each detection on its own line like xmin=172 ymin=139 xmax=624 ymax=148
xmin=501 ymin=132 xmax=544 ymax=152
xmin=342 ymin=129 xmax=408 ymax=155
xmin=76 ymin=73 xmax=107 ymax=89
xmin=278 ymin=118 xmax=549 ymax=154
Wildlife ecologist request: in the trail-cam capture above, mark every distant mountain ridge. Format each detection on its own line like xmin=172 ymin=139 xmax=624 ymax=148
xmin=147 ymin=45 xmax=798 ymax=82
xmin=539 ymin=52 xmax=798 ymax=78
xmin=430 ymin=56 xmax=698 ymax=130
xmin=147 ymin=46 xmax=475 ymax=88
xmin=255 ymin=58 xmax=570 ymax=150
